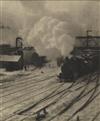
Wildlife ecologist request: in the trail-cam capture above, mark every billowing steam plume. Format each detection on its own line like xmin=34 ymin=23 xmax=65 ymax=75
xmin=27 ymin=16 xmax=75 ymax=58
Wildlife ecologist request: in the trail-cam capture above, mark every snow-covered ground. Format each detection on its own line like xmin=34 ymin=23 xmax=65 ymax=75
xmin=0 ymin=66 xmax=100 ymax=121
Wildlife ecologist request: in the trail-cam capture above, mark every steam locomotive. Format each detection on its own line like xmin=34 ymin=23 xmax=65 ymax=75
xmin=59 ymin=31 xmax=100 ymax=81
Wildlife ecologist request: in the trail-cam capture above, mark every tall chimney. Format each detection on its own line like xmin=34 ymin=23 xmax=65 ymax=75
xmin=16 ymin=37 xmax=23 ymax=48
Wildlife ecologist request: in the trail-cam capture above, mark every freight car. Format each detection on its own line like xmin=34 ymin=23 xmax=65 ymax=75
xmin=59 ymin=31 xmax=100 ymax=81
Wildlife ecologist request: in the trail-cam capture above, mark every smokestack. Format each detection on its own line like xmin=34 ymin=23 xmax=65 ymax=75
xmin=16 ymin=37 xmax=23 ymax=48
xmin=16 ymin=37 xmax=24 ymax=69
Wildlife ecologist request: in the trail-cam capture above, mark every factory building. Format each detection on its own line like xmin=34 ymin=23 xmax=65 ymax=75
xmin=0 ymin=37 xmax=24 ymax=71
xmin=0 ymin=37 xmax=47 ymax=71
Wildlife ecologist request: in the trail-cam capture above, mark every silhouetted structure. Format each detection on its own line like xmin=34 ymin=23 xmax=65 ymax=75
xmin=0 ymin=55 xmax=23 ymax=71
xmin=32 ymin=52 xmax=47 ymax=68
xmin=0 ymin=37 xmax=47 ymax=71
xmin=0 ymin=37 xmax=24 ymax=71
xmin=59 ymin=31 xmax=100 ymax=81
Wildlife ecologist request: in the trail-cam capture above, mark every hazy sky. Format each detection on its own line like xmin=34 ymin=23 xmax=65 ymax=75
xmin=0 ymin=0 xmax=100 ymax=57
xmin=1 ymin=0 xmax=100 ymax=31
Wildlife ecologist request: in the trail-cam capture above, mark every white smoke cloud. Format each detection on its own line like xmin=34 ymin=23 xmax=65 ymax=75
xmin=27 ymin=16 xmax=75 ymax=58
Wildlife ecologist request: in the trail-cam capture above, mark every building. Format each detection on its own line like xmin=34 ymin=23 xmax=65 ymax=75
xmin=0 ymin=37 xmax=24 ymax=71
xmin=0 ymin=37 xmax=47 ymax=71
xmin=0 ymin=55 xmax=23 ymax=71
xmin=23 ymin=47 xmax=35 ymax=66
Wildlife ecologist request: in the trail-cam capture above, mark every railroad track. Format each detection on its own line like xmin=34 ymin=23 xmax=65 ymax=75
xmin=20 ymin=77 xmax=94 ymax=120
xmin=1 ymin=74 xmax=56 ymax=101
xmin=1 ymin=71 xmax=59 ymax=120
xmin=0 ymin=68 xmax=38 ymax=89
xmin=1 ymin=68 xmax=56 ymax=92
xmin=1 ymin=69 xmax=57 ymax=98
xmin=45 ymin=72 xmax=100 ymax=121
xmin=15 ymin=72 xmax=99 ymax=121
xmin=0 ymin=73 xmax=76 ymax=121
xmin=1 ymin=76 xmax=57 ymax=107
xmin=1 ymin=71 xmax=100 ymax=121
xmin=2 ymin=75 xmax=54 ymax=110
xmin=91 ymin=111 xmax=100 ymax=121
xmin=2 ymin=83 xmax=62 ymax=121
xmin=66 ymin=72 xmax=100 ymax=121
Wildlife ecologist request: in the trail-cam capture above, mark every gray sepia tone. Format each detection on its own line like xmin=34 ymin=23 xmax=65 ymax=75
xmin=0 ymin=1 xmax=100 ymax=121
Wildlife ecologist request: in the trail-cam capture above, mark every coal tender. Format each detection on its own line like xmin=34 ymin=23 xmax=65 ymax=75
xmin=59 ymin=30 xmax=100 ymax=81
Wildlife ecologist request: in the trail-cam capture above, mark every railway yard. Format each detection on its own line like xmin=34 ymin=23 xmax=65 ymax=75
xmin=0 ymin=1 xmax=100 ymax=121
xmin=0 ymin=67 xmax=100 ymax=121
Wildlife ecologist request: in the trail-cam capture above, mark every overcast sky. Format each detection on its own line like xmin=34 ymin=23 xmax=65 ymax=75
xmin=0 ymin=1 xmax=99 ymax=28
xmin=0 ymin=1 xmax=100 ymax=30
xmin=0 ymin=0 xmax=100 ymax=57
